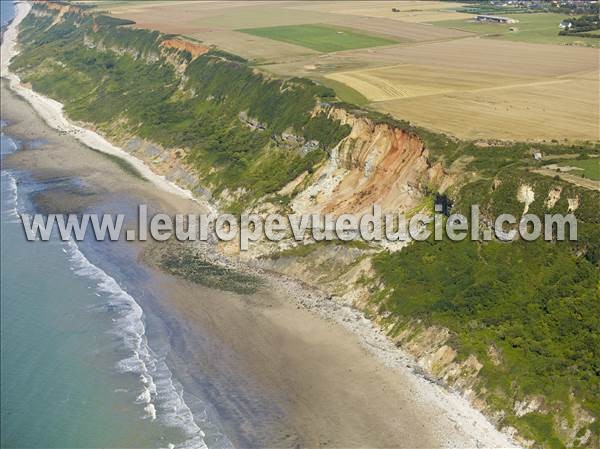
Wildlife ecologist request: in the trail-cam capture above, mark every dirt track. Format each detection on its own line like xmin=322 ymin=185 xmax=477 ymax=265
xmin=533 ymin=168 xmax=600 ymax=191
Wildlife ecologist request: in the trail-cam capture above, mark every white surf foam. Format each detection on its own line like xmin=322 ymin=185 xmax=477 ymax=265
xmin=1 ymin=170 xmax=20 ymax=223
xmin=64 ymin=240 xmax=209 ymax=449
xmin=0 ymin=133 xmax=18 ymax=153
xmin=1 ymin=128 xmax=22 ymax=223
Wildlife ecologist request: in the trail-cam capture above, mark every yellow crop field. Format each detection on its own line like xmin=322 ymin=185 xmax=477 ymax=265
xmin=319 ymin=37 xmax=599 ymax=141
xmin=376 ymin=76 xmax=599 ymax=141
xmin=339 ymin=38 xmax=599 ymax=77
xmin=326 ymin=64 xmax=539 ymax=101
xmin=288 ymin=1 xmax=472 ymax=22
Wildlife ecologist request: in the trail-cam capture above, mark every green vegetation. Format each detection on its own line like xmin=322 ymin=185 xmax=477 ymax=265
xmin=559 ymin=15 xmax=600 ymax=38
xmin=88 ymin=148 xmax=146 ymax=180
xmin=316 ymin=77 xmax=370 ymax=106
xmin=550 ymin=158 xmax=600 ymax=181
xmin=569 ymin=158 xmax=600 ymax=180
xmin=12 ymin=3 xmax=351 ymax=210
xmin=435 ymin=13 xmax=600 ymax=46
xmin=374 ymin=237 xmax=599 ymax=404
xmin=373 ymin=226 xmax=599 ymax=448
xmin=455 ymin=169 xmax=600 ymax=225
xmin=160 ymin=245 xmax=261 ymax=295
xmin=93 ymin=15 xmax=135 ymax=27
xmin=370 ymin=154 xmax=600 ymax=447
xmin=238 ymin=24 xmax=399 ymax=53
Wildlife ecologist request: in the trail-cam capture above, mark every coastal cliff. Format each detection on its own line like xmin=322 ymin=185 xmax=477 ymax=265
xmin=8 ymin=3 xmax=600 ymax=449
xmin=15 ymin=1 xmax=447 ymax=217
xmin=288 ymin=105 xmax=446 ymax=215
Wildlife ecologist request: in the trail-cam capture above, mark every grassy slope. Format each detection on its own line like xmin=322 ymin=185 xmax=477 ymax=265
xmin=11 ymin=6 xmax=351 ymax=212
xmin=371 ymin=145 xmax=600 ymax=448
xmin=374 ymin=235 xmax=599 ymax=449
xmin=314 ymin=77 xmax=370 ymax=106
xmin=238 ymin=24 xmax=399 ymax=52
xmin=561 ymin=159 xmax=600 ymax=181
xmin=434 ymin=13 xmax=600 ymax=47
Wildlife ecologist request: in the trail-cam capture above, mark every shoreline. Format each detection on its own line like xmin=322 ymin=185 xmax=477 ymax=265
xmin=1 ymin=103 xmax=215 ymax=449
xmin=0 ymin=1 xmax=216 ymax=215
xmin=1 ymin=3 xmax=521 ymax=448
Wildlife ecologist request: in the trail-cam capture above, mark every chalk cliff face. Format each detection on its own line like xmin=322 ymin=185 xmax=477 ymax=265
xmin=14 ymin=5 xmax=600 ymax=449
xmin=160 ymin=39 xmax=209 ymax=60
xmin=35 ymin=1 xmax=83 ymax=18
xmin=289 ymin=106 xmax=445 ymax=215
xmin=113 ymin=105 xmax=447 ymax=218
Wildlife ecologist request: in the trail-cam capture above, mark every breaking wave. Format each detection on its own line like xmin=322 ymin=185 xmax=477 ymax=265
xmin=64 ymin=240 xmax=209 ymax=449
xmin=1 ymin=170 xmax=19 ymax=223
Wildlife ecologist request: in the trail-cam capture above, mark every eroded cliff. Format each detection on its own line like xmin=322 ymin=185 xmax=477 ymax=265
xmin=288 ymin=106 xmax=446 ymax=215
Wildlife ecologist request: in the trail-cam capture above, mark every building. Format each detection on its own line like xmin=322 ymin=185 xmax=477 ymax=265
xmin=559 ymin=19 xmax=573 ymax=29
xmin=474 ymin=15 xmax=519 ymax=24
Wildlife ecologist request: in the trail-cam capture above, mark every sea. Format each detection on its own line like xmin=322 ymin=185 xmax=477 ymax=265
xmin=0 ymin=3 xmax=228 ymax=448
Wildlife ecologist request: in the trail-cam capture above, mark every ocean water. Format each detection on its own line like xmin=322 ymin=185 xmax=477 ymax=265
xmin=0 ymin=3 xmax=236 ymax=447
xmin=0 ymin=66 xmax=222 ymax=449
xmin=1 ymin=1 xmax=15 ymax=27
xmin=1 ymin=133 xmax=198 ymax=448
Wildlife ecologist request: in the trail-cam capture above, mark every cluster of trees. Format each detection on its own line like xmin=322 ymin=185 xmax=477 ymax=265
xmin=454 ymin=0 xmax=599 ymax=15
xmin=552 ymin=2 xmax=599 ymax=15
xmin=559 ymin=14 xmax=600 ymax=37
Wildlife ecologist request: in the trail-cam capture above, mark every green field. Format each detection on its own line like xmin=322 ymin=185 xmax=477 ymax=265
xmin=238 ymin=24 xmax=399 ymax=53
xmin=559 ymin=158 xmax=600 ymax=180
xmin=316 ymin=77 xmax=370 ymax=106
xmin=435 ymin=13 xmax=600 ymax=47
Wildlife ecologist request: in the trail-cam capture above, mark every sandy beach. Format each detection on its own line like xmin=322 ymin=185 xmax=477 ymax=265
xmin=1 ymin=3 xmax=520 ymax=448
xmin=0 ymin=1 xmax=214 ymax=214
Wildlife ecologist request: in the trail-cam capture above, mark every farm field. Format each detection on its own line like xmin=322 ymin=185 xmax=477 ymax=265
xmin=94 ymin=0 xmax=600 ymax=142
xmin=322 ymin=15 xmax=470 ymax=42
xmin=238 ymin=24 xmax=400 ymax=53
xmin=262 ymin=34 xmax=598 ymax=85
xmin=287 ymin=1 xmax=474 ymax=23
xmin=331 ymin=37 xmax=599 ymax=77
xmin=435 ymin=13 xmax=600 ymax=47
xmin=325 ymin=64 xmax=539 ymax=101
xmin=102 ymin=1 xmax=471 ymax=60
xmin=192 ymin=29 xmax=320 ymax=61
xmin=376 ymin=75 xmax=599 ymax=141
